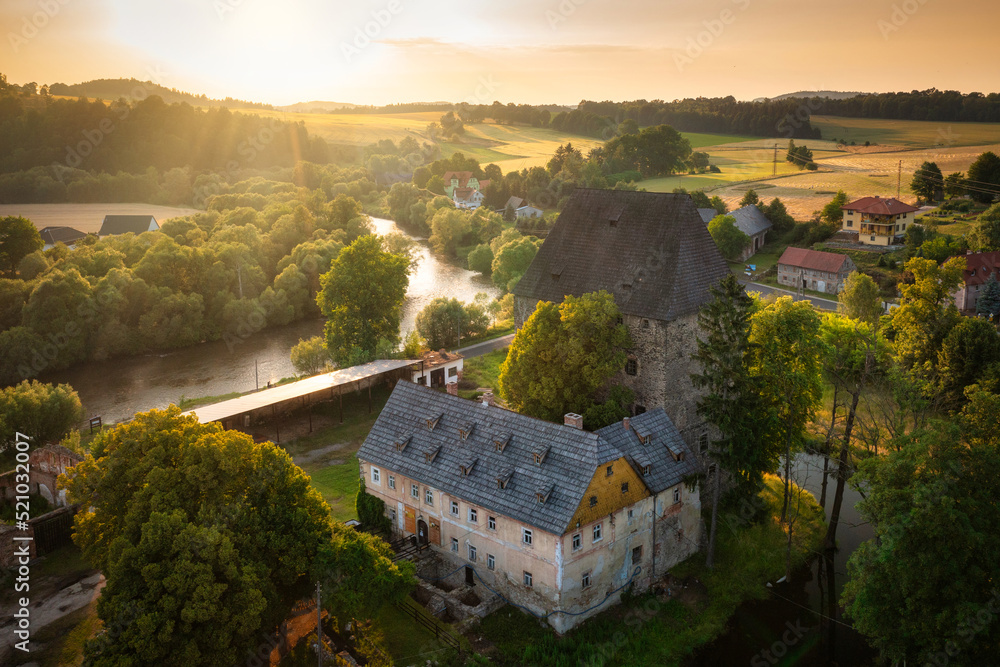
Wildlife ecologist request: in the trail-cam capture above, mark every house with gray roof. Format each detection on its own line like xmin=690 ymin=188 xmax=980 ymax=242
xmin=513 ymin=189 xmax=731 ymax=454
xmin=699 ymin=205 xmax=773 ymax=261
xmin=98 ymin=215 xmax=159 ymax=236
xmin=357 ymin=380 xmax=701 ymax=633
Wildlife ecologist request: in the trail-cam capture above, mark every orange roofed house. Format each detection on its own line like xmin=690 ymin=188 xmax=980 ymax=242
xmin=953 ymin=251 xmax=1000 ymax=312
xmin=841 ymin=196 xmax=919 ymax=246
xmin=777 ymin=247 xmax=857 ymax=295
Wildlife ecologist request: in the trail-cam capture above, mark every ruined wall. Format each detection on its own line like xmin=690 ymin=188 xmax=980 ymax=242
xmin=0 ymin=445 xmax=82 ymax=507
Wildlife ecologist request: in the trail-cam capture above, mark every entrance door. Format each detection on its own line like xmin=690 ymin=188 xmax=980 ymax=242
xmin=465 ymin=566 xmax=475 ymax=586
xmin=430 ymin=368 xmax=445 ymax=388
xmin=429 ymin=520 xmax=441 ymax=546
xmin=817 ymin=280 xmax=826 ymax=293
xmin=404 ymin=506 xmax=416 ymax=534
xmin=417 ymin=519 xmax=429 ymax=547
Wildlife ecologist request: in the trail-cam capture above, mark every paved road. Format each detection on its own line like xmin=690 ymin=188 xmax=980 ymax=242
xmin=742 ymin=281 xmax=840 ymax=311
xmin=456 ymin=333 xmax=515 ymax=359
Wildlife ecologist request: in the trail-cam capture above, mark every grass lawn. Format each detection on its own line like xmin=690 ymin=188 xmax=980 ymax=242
xmin=811 ymin=115 xmax=1000 ymax=148
xmin=307 ymin=454 xmax=361 ymax=522
xmin=375 ymin=602 xmax=471 ymax=664
xmin=458 ymin=348 xmax=508 ymax=399
xmin=474 ymin=475 xmax=826 ymax=666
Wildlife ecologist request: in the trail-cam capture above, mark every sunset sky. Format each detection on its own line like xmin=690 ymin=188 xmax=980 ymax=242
xmin=3 ymin=0 xmax=997 ymax=106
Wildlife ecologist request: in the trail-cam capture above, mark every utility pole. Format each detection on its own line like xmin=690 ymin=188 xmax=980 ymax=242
xmin=897 ymin=160 xmax=902 ymax=199
xmin=316 ymin=580 xmax=323 ymax=667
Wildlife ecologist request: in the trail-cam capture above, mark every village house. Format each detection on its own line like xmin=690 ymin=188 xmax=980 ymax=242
xmin=98 ymin=214 xmax=159 ymax=236
xmin=38 ymin=226 xmax=87 ymax=250
xmin=443 ymin=171 xmax=490 ymax=198
xmin=698 ymin=205 xmax=773 ymax=261
xmin=841 ymin=196 xmax=918 ymax=246
xmin=413 ymin=349 xmax=464 ymax=388
xmin=501 ymin=196 xmax=543 ymax=219
xmin=953 ymin=250 xmax=1000 ymax=312
xmin=357 ymin=381 xmax=701 ymax=633
xmin=513 ymin=189 xmax=731 ymax=455
xmin=777 ymin=247 xmax=856 ymax=294
xmin=453 ymin=187 xmax=485 ymax=210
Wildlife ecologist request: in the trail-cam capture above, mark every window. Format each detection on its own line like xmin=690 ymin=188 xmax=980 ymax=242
xmin=846 ymin=219 xmax=853 ymax=228
xmin=450 ymin=500 xmax=459 ymax=516
xmin=699 ymin=432 xmax=708 ymax=454
xmin=606 ymin=465 xmax=614 ymax=477
xmin=572 ymin=533 xmax=581 ymax=550
xmin=371 ymin=467 xmax=381 ymax=484
xmin=625 ymin=358 xmax=638 ymax=376
xmin=870 ymin=235 xmax=876 ymax=242
xmin=593 ymin=523 xmax=603 ymax=542
xmin=523 ymin=571 xmax=533 ymax=587
xmin=469 ymin=508 xmax=478 ymax=523
xmin=488 ymin=516 xmax=496 ymax=530
xmin=627 ymin=508 xmax=634 ymax=521
xmin=642 ymin=465 xmax=651 ymax=476
xmin=522 ymin=528 xmax=533 ymax=546
xmin=673 ymin=487 xmax=681 ymax=504
xmin=589 ymin=495 xmax=598 ymax=508
xmin=451 ymin=538 xmax=458 ymax=552
xmin=425 ymin=489 xmax=434 ymax=505
xmin=389 ymin=508 xmax=397 ymax=523
xmin=448 ymin=367 xmax=458 ymax=378
xmin=621 ymin=482 xmax=629 ymax=494
xmin=632 ymin=545 xmax=643 ymax=565
xmin=642 ymin=319 xmax=649 ymax=329
xmin=388 ymin=475 xmax=395 ymax=490
xmin=582 ymin=571 xmax=592 ymax=589
xmin=411 ymin=483 xmax=419 ymax=498
xmin=487 ymin=553 xmax=495 ymax=570
xmin=468 ymin=545 xmax=477 ymax=562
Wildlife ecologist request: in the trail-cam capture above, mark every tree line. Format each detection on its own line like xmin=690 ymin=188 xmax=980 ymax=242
xmin=789 ymin=88 xmax=1000 ymax=123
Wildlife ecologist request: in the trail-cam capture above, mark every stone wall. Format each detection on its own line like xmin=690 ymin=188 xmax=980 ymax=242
xmin=0 ymin=444 xmax=82 ymax=508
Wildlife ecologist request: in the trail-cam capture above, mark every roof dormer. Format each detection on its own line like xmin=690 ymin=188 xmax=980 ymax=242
xmin=496 ymin=468 xmax=514 ymax=489
xmin=459 ymin=422 xmax=476 ymax=441
xmin=395 ymin=434 xmax=412 ymax=452
xmin=424 ymin=445 xmax=441 ymax=463
xmin=425 ymin=413 xmax=443 ymax=430
xmin=494 ymin=432 xmax=511 ymax=453
xmin=532 ymin=445 xmax=550 ymax=466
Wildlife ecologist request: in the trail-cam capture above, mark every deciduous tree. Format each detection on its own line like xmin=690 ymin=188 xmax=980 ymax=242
xmin=0 ymin=215 xmax=43 ymax=277
xmin=707 ymin=215 xmax=750 ymax=261
xmin=838 ymin=272 xmax=883 ymax=326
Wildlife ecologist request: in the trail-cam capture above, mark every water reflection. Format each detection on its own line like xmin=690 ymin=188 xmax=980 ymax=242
xmin=42 ymin=217 xmax=499 ymax=424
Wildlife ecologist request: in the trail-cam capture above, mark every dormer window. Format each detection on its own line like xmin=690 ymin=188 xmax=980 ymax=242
xmin=494 ymin=433 xmax=511 ymax=452
xmin=459 ymin=422 xmax=475 ymax=441
xmin=424 ymin=446 xmax=441 ymax=463
xmin=395 ymin=435 xmax=411 ymax=452
xmin=425 ymin=413 xmax=443 ymax=430
xmin=642 ymin=465 xmax=651 ymax=476
xmin=589 ymin=495 xmax=598 ymax=507
xmin=460 ymin=458 xmax=477 ymax=476
xmin=497 ymin=469 xmax=513 ymax=489
xmin=532 ymin=446 xmax=550 ymax=465
xmin=536 ymin=485 xmax=554 ymax=504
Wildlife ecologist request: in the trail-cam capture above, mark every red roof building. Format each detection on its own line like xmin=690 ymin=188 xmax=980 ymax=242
xmin=954 ymin=251 xmax=1000 ymax=311
xmin=840 ymin=196 xmax=919 ymax=247
xmin=777 ymin=247 xmax=857 ymax=295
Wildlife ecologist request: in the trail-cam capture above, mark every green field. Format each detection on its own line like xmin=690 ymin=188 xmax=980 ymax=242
xmin=811 ymin=115 xmax=1000 ymax=148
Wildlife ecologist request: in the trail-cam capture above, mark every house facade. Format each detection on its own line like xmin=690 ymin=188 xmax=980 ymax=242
xmin=443 ymin=171 xmax=490 ymax=198
xmin=513 ymin=189 xmax=732 ymax=454
xmin=698 ymin=205 xmax=773 ymax=261
xmin=953 ymin=251 xmax=1000 ymax=312
xmin=777 ymin=247 xmax=857 ymax=294
xmin=453 ymin=187 xmax=485 ymax=210
xmin=515 ymin=205 xmax=544 ymax=219
xmin=357 ymin=381 xmax=701 ymax=633
xmin=413 ymin=350 xmax=464 ymax=388
xmin=841 ymin=196 xmax=918 ymax=246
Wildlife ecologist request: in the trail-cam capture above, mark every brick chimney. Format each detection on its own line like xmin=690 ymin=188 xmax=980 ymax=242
xmin=623 ymin=417 xmax=630 ymax=431
xmin=446 ymin=382 xmax=458 ymax=396
xmin=564 ymin=413 xmax=583 ymax=429
xmin=481 ymin=391 xmax=494 ymax=407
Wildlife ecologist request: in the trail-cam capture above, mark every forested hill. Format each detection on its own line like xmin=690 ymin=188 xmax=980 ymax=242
xmin=45 ymin=78 xmax=274 ymax=110
xmin=0 ymin=91 xmax=329 ymax=176
xmin=783 ymin=89 xmax=1000 ymax=123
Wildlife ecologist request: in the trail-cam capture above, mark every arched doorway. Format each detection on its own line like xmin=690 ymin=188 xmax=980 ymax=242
xmin=417 ymin=519 xmax=429 ymax=547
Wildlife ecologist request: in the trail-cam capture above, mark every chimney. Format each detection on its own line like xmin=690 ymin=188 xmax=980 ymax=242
xmin=623 ymin=417 xmax=630 ymax=431
xmin=564 ymin=413 xmax=583 ymax=429
xmin=481 ymin=391 xmax=494 ymax=407
xmin=446 ymin=382 xmax=458 ymax=396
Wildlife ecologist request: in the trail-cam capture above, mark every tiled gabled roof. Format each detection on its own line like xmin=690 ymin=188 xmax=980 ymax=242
xmin=729 ymin=205 xmax=774 ymax=237
xmin=777 ymin=247 xmax=849 ymax=273
xmin=357 ymin=381 xmax=694 ymax=534
xmin=39 ymin=226 xmax=87 ymax=246
xmin=596 ymin=411 xmax=697 ymax=493
xmin=960 ymin=251 xmax=1000 ymax=287
xmin=99 ymin=215 xmax=157 ymax=236
xmin=842 ymin=196 xmax=919 ymax=216
xmin=513 ymin=189 xmax=731 ymax=322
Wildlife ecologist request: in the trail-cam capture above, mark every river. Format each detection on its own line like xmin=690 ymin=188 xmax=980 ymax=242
xmin=40 ymin=217 xmax=499 ymax=424
xmin=688 ymin=453 xmax=877 ymax=666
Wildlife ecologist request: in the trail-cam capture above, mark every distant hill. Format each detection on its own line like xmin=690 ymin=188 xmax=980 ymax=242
xmin=277 ymin=100 xmax=360 ymax=113
xmin=763 ymin=91 xmax=867 ymax=101
xmin=45 ymin=78 xmax=274 ymax=109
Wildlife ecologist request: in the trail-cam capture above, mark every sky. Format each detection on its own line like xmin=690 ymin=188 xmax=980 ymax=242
xmin=2 ymin=0 xmax=998 ymax=106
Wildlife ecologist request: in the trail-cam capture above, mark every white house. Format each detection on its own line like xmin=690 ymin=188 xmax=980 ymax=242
xmin=413 ymin=350 xmax=464 ymax=388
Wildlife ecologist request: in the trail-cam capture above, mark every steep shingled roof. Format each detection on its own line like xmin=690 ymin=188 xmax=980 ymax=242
xmin=98 ymin=215 xmax=158 ymax=236
xmin=960 ymin=251 xmax=1000 ymax=287
xmin=729 ymin=205 xmax=773 ymax=237
xmin=513 ymin=189 xmax=731 ymax=322
xmin=357 ymin=381 xmax=695 ymax=535
xmin=39 ymin=226 xmax=87 ymax=246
